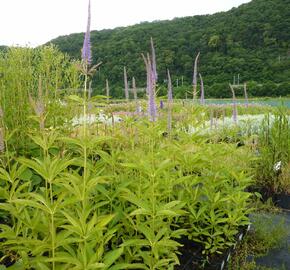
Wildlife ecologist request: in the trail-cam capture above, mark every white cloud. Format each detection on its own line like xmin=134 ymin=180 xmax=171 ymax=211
xmin=0 ymin=0 xmax=251 ymax=47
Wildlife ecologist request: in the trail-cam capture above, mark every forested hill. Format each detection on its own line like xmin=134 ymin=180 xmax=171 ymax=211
xmin=48 ymin=0 xmax=290 ymax=98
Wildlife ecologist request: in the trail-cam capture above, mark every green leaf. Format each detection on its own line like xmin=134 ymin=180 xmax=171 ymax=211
xmin=19 ymin=168 xmax=33 ymax=181
xmin=110 ymin=263 xmax=148 ymax=270
xmin=121 ymin=239 xmax=150 ymax=247
xmin=0 ymin=168 xmax=12 ymax=183
xmin=68 ymin=95 xmax=84 ymax=103
xmin=156 ymin=239 xmax=181 ymax=248
xmin=103 ymin=247 xmax=123 ymax=268
xmin=121 ymin=193 xmax=150 ymax=211
xmin=156 ymin=209 xmax=179 ymax=217
xmin=214 ymin=192 xmax=220 ymax=203
xmin=96 ymin=214 xmax=115 ymax=228
xmin=31 ymin=174 xmax=43 ymax=186
xmin=61 ymin=211 xmax=83 ymax=234
xmin=87 ymin=263 xmax=105 ymax=269
xmin=129 ymin=209 xmax=151 ymax=216
xmin=137 ymin=224 xmax=154 ymax=243
xmin=90 ymin=95 xmax=109 ymax=101
xmin=254 ymin=192 xmax=262 ymax=199
xmin=9 ymin=198 xmax=49 ymax=213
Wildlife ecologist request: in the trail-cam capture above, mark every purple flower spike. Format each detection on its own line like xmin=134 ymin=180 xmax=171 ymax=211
xmin=132 ymin=77 xmax=137 ymax=101
xmin=160 ymin=100 xmax=164 ymax=109
xmin=132 ymin=77 xmax=139 ymax=113
xmin=124 ymin=66 xmax=129 ymax=101
xmin=106 ymin=79 xmax=110 ymax=101
xmin=142 ymin=53 xmax=157 ymax=122
xmin=82 ymin=0 xmax=92 ymax=65
xmin=229 ymin=84 xmax=238 ymax=124
xmin=192 ymin=52 xmax=200 ymax=100
xmin=199 ymin=73 xmax=205 ymax=105
xmin=148 ymin=56 xmax=157 ymax=121
xmin=167 ymin=69 xmax=173 ymax=103
xmin=167 ymin=69 xmax=173 ymax=133
xmin=192 ymin=52 xmax=200 ymax=85
xmin=0 ymin=128 xmax=4 ymax=153
xmin=210 ymin=110 xmax=214 ymax=130
xmin=244 ymin=82 xmax=249 ymax=108
xmin=150 ymin=37 xmax=158 ymax=83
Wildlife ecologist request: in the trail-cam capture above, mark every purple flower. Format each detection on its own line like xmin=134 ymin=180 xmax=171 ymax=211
xmin=132 ymin=77 xmax=139 ymax=113
xmin=210 ymin=110 xmax=214 ymax=130
xmin=123 ymin=66 xmax=129 ymax=101
xmin=0 ymin=128 xmax=4 ymax=153
xmin=199 ymin=73 xmax=205 ymax=105
xmin=229 ymin=84 xmax=238 ymax=124
xmin=106 ymin=79 xmax=110 ymax=101
xmin=244 ymin=82 xmax=249 ymax=108
xmin=35 ymin=100 xmax=45 ymax=117
xmin=167 ymin=69 xmax=173 ymax=102
xmin=214 ymin=115 xmax=218 ymax=129
xmin=160 ymin=100 xmax=164 ymax=109
xmin=192 ymin=52 xmax=200 ymax=100
xmin=150 ymin=37 xmax=158 ymax=83
xmin=167 ymin=69 xmax=173 ymax=133
xmin=145 ymin=65 xmax=150 ymax=95
xmin=132 ymin=77 xmax=137 ymax=101
xmin=142 ymin=53 xmax=157 ymax=122
xmin=82 ymin=0 xmax=92 ymax=65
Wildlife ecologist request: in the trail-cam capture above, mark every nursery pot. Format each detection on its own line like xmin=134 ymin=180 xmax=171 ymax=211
xmin=274 ymin=193 xmax=290 ymax=210
xmin=175 ymin=237 xmax=203 ymax=270
xmin=202 ymin=250 xmax=231 ymax=270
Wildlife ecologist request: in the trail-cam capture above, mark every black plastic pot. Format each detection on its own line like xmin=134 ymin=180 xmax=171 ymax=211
xmin=248 ymin=211 xmax=290 ymax=269
xmin=175 ymin=232 xmax=248 ymax=270
xmin=176 ymin=252 xmax=228 ymax=270
xmin=206 ymin=254 xmax=228 ymax=270
xmin=247 ymin=186 xmax=273 ymax=202
xmin=274 ymin=193 xmax=290 ymax=210
xmin=175 ymin=237 xmax=203 ymax=270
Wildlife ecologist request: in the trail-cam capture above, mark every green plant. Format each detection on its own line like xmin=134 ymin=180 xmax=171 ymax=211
xmin=255 ymin=107 xmax=290 ymax=194
xmin=155 ymin=132 xmax=254 ymax=261
xmin=108 ymin=124 xmax=187 ymax=269
xmin=0 ymin=127 xmax=125 ymax=269
xmin=0 ymin=46 xmax=81 ymax=153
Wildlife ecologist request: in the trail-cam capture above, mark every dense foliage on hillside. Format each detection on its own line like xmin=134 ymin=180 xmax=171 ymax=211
xmin=48 ymin=0 xmax=289 ymax=97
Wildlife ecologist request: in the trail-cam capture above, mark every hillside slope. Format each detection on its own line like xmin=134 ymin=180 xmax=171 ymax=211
xmin=48 ymin=0 xmax=290 ymax=98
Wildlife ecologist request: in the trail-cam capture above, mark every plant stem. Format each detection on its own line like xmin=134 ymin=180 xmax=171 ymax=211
xmin=83 ymin=70 xmax=88 ymax=202
xmin=82 ymin=68 xmax=88 ymax=267
xmin=51 ymin=212 xmax=55 ymax=270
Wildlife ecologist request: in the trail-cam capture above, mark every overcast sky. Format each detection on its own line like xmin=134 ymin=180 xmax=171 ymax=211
xmin=1 ymin=0 xmax=251 ymax=47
